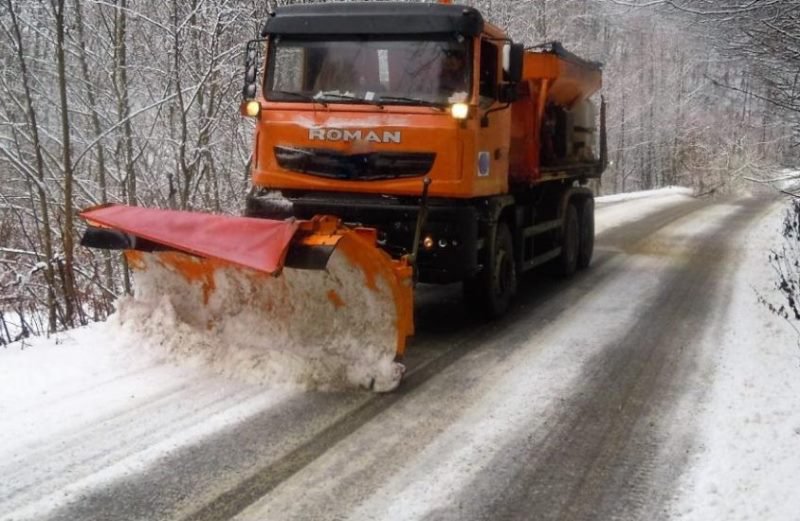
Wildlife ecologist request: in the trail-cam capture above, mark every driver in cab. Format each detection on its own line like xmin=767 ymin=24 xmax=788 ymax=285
xmin=439 ymin=49 xmax=469 ymax=100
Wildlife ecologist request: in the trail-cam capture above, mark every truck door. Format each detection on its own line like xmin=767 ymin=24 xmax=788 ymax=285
xmin=475 ymin=38 xmax=511 ymax=195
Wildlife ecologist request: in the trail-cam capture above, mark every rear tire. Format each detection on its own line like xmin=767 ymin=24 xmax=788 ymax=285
xmin=463 ymin=221 xmax=517 ymax=318
xmin=558 ymin=203 xmax=579 ymax=277
xmin=577 ymin=197 xmax=595 ymax=270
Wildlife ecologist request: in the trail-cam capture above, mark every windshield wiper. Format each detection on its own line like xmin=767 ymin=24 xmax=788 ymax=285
xmin=314 ymin=91 xmax=393 ymax=110
xmin=268 ymin=90 xmax=327 ymax=106
xmin=378 ymin=96 xmax=446 ymax=110
xmin=315 ymin=91 xmax=361 ymax=102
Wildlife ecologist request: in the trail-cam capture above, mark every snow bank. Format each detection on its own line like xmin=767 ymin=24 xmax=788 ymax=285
xmin=114 ymin=249 xmax=404 ymax=392
xmin=0 ymin=322 xmax=139 ymax=418
xmin=0 ymin=321 xmax=177 ymax=466
xmin=668 ymin=201 xmax=800 ymax=520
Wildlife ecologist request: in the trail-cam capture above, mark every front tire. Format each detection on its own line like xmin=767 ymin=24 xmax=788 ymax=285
xmin=463 ymin=221 xmax=517 ymax=318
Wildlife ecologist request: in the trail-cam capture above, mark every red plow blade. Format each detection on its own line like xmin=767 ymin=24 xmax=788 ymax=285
xmin=80 ymin=205 xmax=299 ymax=274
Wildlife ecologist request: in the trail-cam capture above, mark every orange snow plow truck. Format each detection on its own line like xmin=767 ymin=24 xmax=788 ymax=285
xmin=80 ymin=1 xmax=605 ymax=379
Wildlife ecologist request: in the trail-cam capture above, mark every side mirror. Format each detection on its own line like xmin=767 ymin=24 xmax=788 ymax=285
xmin=242 ymin=39 xmax=265 ymax=101
xmin=503 ymin=43 xmax=524 ymax=84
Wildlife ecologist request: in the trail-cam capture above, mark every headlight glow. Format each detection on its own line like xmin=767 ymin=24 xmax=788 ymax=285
xmin=451 ymin=103 xmax=469 ymax=120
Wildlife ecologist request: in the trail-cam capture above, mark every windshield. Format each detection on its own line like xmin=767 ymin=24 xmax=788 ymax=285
xmin=266 ymin=36 xmax=471 ymax=106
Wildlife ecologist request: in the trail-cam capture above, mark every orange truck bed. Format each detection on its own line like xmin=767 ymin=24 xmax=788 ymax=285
xmin=509 ymin=44 xmax=602 ymax=185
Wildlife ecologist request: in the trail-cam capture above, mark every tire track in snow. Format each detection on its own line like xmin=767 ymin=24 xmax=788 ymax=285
xmin=239 ymin=198 xmax=716 ymax=521
xmin=2 ymin=378 xmax=244 ymax=503
xmin=1 ymin=376 xmax=289 ymax=519
xmin=38 ymin=392 xmax=364 ymax=521
xmin=444 ymin=198 xmax=773 ymax=521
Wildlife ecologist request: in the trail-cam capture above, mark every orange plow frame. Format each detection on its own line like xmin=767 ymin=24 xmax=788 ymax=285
xmin=292 ymin=216 xmax=414 ymax=356
xmin=80 ymin=205 xmax=415 ymax=358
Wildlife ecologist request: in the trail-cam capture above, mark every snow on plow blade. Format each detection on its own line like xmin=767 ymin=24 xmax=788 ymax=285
xmin=79 ymin=205 xmax=414 ymax=391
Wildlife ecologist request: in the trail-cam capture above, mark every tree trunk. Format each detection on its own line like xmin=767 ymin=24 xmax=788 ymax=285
xmin=53 ymin=0 xmax=80 ymax=327
xmin=73 ymin=0 xmax=115 ymax=299
xmin=7 ymin=0 xmax=58 ymax=331
xmin=111 ymin=0 xmax=135 ymax=294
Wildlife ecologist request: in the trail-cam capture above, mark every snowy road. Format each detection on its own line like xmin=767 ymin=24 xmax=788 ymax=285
xmin=1 ymin=191 xmax=790 ymax=521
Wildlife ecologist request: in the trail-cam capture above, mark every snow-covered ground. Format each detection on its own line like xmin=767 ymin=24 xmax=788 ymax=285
xmin=667 ymin=200 xmax=800 ymax=521
xmin=0 ymin=321 xmax=301 ymax=520
xmin=1 ymin=187 xmax=797 ymax=521
xmin=0 ymin=309 xmax=46 ymax=346
xmin=774 ymin=168 xmax=800 ymax=194
xmin=596 ymin=186 xmax=694 ymax=205
xmin=595 ymin=186 xmax=695 ymax=233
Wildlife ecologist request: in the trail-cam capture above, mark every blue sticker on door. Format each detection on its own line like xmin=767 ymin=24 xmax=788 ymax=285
xmin=478 ymin=151 xmax=491 ymax=177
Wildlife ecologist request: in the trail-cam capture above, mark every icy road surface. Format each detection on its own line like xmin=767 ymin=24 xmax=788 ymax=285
xmin=1 ymin=189 xmax=796 ymax=521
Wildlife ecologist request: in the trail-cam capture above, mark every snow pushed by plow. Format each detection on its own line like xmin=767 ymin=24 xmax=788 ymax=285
xmin=114 ymin=250 xmax=404 ymax=392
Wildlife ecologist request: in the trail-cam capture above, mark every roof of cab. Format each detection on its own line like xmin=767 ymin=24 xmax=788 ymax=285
xmin=261 ymin=2 xmax=485 ymax=37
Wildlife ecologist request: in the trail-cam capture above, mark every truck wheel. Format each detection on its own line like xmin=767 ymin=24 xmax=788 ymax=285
xmin=577 ymin=197 xmax=595 ymax=269
xmin=558 ymin=203 xmax=579 ymax=277
xmin=463 ymin=222 xmax=517 ymax=318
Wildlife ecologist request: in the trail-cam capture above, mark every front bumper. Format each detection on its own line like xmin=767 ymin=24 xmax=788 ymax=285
xmin=246 ymin=189 xmax=479 ymax=283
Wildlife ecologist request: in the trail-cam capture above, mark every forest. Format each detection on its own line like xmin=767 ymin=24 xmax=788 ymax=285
xmin=1 ymin=0 xmax=798 ymax=342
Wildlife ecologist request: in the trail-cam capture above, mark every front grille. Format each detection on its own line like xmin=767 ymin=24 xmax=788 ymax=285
xmin=274 ymin=146 xmax=435 ymax=180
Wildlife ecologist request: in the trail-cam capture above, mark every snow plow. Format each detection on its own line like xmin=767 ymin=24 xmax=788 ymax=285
xmin=79 ymin=1 xmax=606 ymax=391
xmin=80 ymin=205 xmax=413 ymax=391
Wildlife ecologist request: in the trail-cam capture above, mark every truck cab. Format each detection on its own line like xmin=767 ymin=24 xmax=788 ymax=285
xmin=243 ymin=2 xmax=605 ymax=316
xmin=246 ymin=3 xmax=515 ymax=198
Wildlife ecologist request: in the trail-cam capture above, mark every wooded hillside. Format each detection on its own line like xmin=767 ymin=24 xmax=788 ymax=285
xmin=1 ymin=0 xmax=797 ymax=341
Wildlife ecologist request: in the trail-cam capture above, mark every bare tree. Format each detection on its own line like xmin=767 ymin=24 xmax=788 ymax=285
xmin=3 ymin=0 xmax=59 ymax=331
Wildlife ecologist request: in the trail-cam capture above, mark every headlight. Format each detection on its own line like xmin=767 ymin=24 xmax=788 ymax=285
xmin=451 ymin=103 xmax=469 ymax=120
xmin=245 ymin=101 xmax=261 ymax=117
